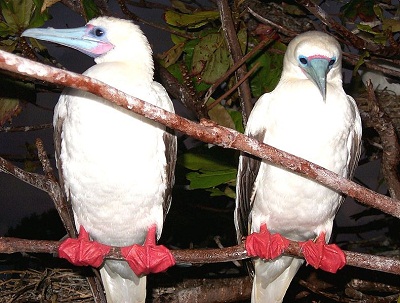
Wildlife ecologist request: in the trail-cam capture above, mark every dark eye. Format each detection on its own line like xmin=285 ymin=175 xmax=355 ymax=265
xmin=299 ymin=56 xmax=308 ymax=65
xmin=328 ymin=58 xmax=336 ymax=66
xmin=94 ymin=27 xmax=105 ymax=37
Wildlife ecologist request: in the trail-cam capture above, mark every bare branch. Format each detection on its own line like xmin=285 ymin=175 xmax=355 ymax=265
xmin=296 ymin=0 xmax=400 ymax=57
xmin=1 ymin=237 xmax=399 ymax=275
xmin=0 ymin=50 xmax=399 ymax=219
xmin=203 ymin=35 xmax=277 ymax=104
xmin=0 ymin=123 xmax=52 ymax=132
xmin=364 ymin=81 xmax=400 ymax=199
xmin=217 ymin=0 xmax=253 ymax=125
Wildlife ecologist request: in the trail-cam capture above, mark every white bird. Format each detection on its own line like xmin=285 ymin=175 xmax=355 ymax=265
xmin=22 ymin=17 xmax=176 ymax=303
xmin=360 ymin=63 xmax=400 ymax=95
xmin=235 ymin=31 xmax=362 ymax=303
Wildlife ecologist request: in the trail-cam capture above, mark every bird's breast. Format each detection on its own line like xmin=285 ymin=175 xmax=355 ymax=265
xmin=250 ymin=83 xmax=355 ymax=240
xmin=56 ymin=88 xmax=168 ymax=246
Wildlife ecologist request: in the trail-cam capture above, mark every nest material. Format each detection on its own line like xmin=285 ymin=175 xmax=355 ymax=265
xmin=0 ymin=268 xmax=94 ymax=303
xmin=355 ymin=90 xmax=400 ymax=135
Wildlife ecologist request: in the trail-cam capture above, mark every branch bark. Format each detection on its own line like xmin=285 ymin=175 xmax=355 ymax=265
xmin=1 ymin=236 xmax=400 ymax=276
xmin=217 ymin=0 xmax=253 ymax=125
xmin=0 ymin=50 xmax=399 ymax=218
xmin=295 ymin=0 xmax=400 ymax=57
xmin=364 ymin=81 xmax=400 ymax=199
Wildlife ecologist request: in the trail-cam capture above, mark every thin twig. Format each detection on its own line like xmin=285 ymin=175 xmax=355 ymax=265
xmin=207 ymin=62 xmax=260 ymax=110
xmin=247 ymin=7 xmax=298 ymax=37
xmin=203 ymin=35 xmax=277 ymax=104
xmin=296 ymin=0 xmax=400 ymax=57
xmin=0 ymin=123 xmax=52 ymax=132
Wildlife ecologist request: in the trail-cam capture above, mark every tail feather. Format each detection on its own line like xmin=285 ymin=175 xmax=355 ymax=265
xmin=100 ymin=260 xmax=146 ymax=303
xmin=252 ymin=256 xmax=303 ymax=303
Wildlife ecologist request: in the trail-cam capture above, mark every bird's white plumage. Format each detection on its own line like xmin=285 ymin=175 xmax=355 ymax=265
xmin=235 ymin=31 xmax=362 ymax=303
xmin=39 ymin=17 xmax=176 ymax=303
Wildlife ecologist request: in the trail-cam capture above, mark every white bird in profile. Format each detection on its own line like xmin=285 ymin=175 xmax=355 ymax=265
xmin=22 ymin=17 xmax=176 ymax=303
xmin=235 ymin=31 xmax=362 ymax=303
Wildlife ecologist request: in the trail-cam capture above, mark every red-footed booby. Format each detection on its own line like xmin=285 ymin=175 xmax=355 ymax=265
xmin=22 ymin=17 xmax=176 ymax=303
xmin=235 ymin=31 xmax=362 ymax=303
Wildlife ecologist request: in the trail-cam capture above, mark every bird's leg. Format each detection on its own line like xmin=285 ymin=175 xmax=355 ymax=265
xmin=121 ymin=225 xmax=176 ymax=276
xmin=58 ymin=226 xmax=111 ymax=268
xmin=245 ymin=223 xmax=290 ymax=260
xmin=299 ymin=232 xmax=346 ymax=273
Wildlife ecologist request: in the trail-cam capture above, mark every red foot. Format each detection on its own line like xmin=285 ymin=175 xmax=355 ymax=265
xmin=58 ymin=226 xmax=111 ymax=268
xmin=245 ymin=223 xmax=290 ymax=260
xmin=300 ymin=232 xmax=346 ymax=273
xmin=121 ymin=225 xmax=176 ymax=276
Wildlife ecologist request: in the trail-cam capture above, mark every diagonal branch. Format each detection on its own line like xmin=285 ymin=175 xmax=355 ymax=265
xmin=0 ymin=49 xmax=399 ymax=219
xmin=296 ymin=0 xmax=400 ymax=57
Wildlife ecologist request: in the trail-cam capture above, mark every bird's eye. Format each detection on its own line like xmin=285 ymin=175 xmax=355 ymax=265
xmin=328 ymin=58 xmax=336 ymax=67
xmin=298 ymin=56 xmax=308 ymax=66
xmin=94 ymin=27 xmax=105 ymax=37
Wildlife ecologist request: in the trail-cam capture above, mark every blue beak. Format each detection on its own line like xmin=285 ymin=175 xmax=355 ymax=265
xmin=303 ymin=58 xmax=330 ymax=101
xmin=22 ymin=26 xmax=114 ymax=58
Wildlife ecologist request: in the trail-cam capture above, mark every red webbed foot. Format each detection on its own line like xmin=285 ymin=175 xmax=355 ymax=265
xmin=58 ymin=226 xmax=111 ymax=268
xmin=300 ymin=232 xmax=346 ymax=273
xmin=121 ymin=225 xmax=175 ymax=276
xmin=245 ymin=223 xmax=290 ymax=260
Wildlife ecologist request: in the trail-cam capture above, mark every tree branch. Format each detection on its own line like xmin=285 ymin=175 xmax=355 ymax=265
xmin=296 ymin=0 xmax=400 ymax=57
xmin=217 ymin=0 xmax=253 ymax=125
xmin=0 ymin=49 xmax=399 ymax=218
xmin=1 ymin=236 xmax=399 ymax=275
xmin=364 ymin=81 xmax=400 ymax=199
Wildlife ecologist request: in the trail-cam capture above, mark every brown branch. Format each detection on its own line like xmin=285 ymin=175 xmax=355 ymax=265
xmin=217 ymin=0 xmax=253 ymax=125
xmin=343 ymin=53 xmax=400 ymax=79
xmin=247 ymin=7 xmax=298 ymax=37
xmin=203 ymin=34 xmax=277 ymax=104
xmin=364 ymin=81 xmax=400 ymax=199
xmin=0 ymin=50 xmax=399 ymax=218
xmin=1 ymin=237 xmax=400 ymax=275
xmin=0 ymin=123 xmax=52 ymax=132
xmin=207 ymin=62 xmax=260 ymax=110
xmin=296 ymin=0 xmax=400 ymax=57
xmin=152 ymin=276 xmax=252 ymax=303
xmin=156 ymin=62 xmax=207 ymax=119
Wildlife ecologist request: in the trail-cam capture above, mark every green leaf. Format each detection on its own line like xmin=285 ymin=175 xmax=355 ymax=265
xmin=165 ymin=10 xmax=219 ymax=29
xmin=181 ymin=152 xmax=235 ymax=172
xmin=248 ymin=41 xmax=284 ymax=97
xmin=0 ymin=98 xmax=22 ymax=126
xmin=228 ymin=109 xmax=244 ymax=133
xmin=191 ymin=33 xmax=230 ymax=84
xmin=207 ymin=186 xmax=236 ymax=198
xmin=158 ymin=42 xmax=185 ymax=67
xmin=0 ymin=77 xmax=35 ymax=125
xmin=82 ymin=0 xmax=100 ymax=21
xmin=187 ymin=169 xmax=237 ymax=189
xmin=208 ymin=101 xmax=235 ymax=129
xmin=166 ymin=63 xmax=184 ymax=83
xmin=183 ymin=38 xmax=200 ymax=71
xmin=383 ymin=18 xmax=400 ymax=33
xmin=0 ymin=38 xmax=17 ymax=52
xmin=340 ymin=0 xmax=375 ymax=22
xmin=0 ymin=0 xmax=49 ymax=36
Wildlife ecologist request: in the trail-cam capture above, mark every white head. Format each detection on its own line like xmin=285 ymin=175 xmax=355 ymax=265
xmin=22 ymin=17 xmax=154 ymax=78
xmin=282 ymin=31 xmax=343 ymax=100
